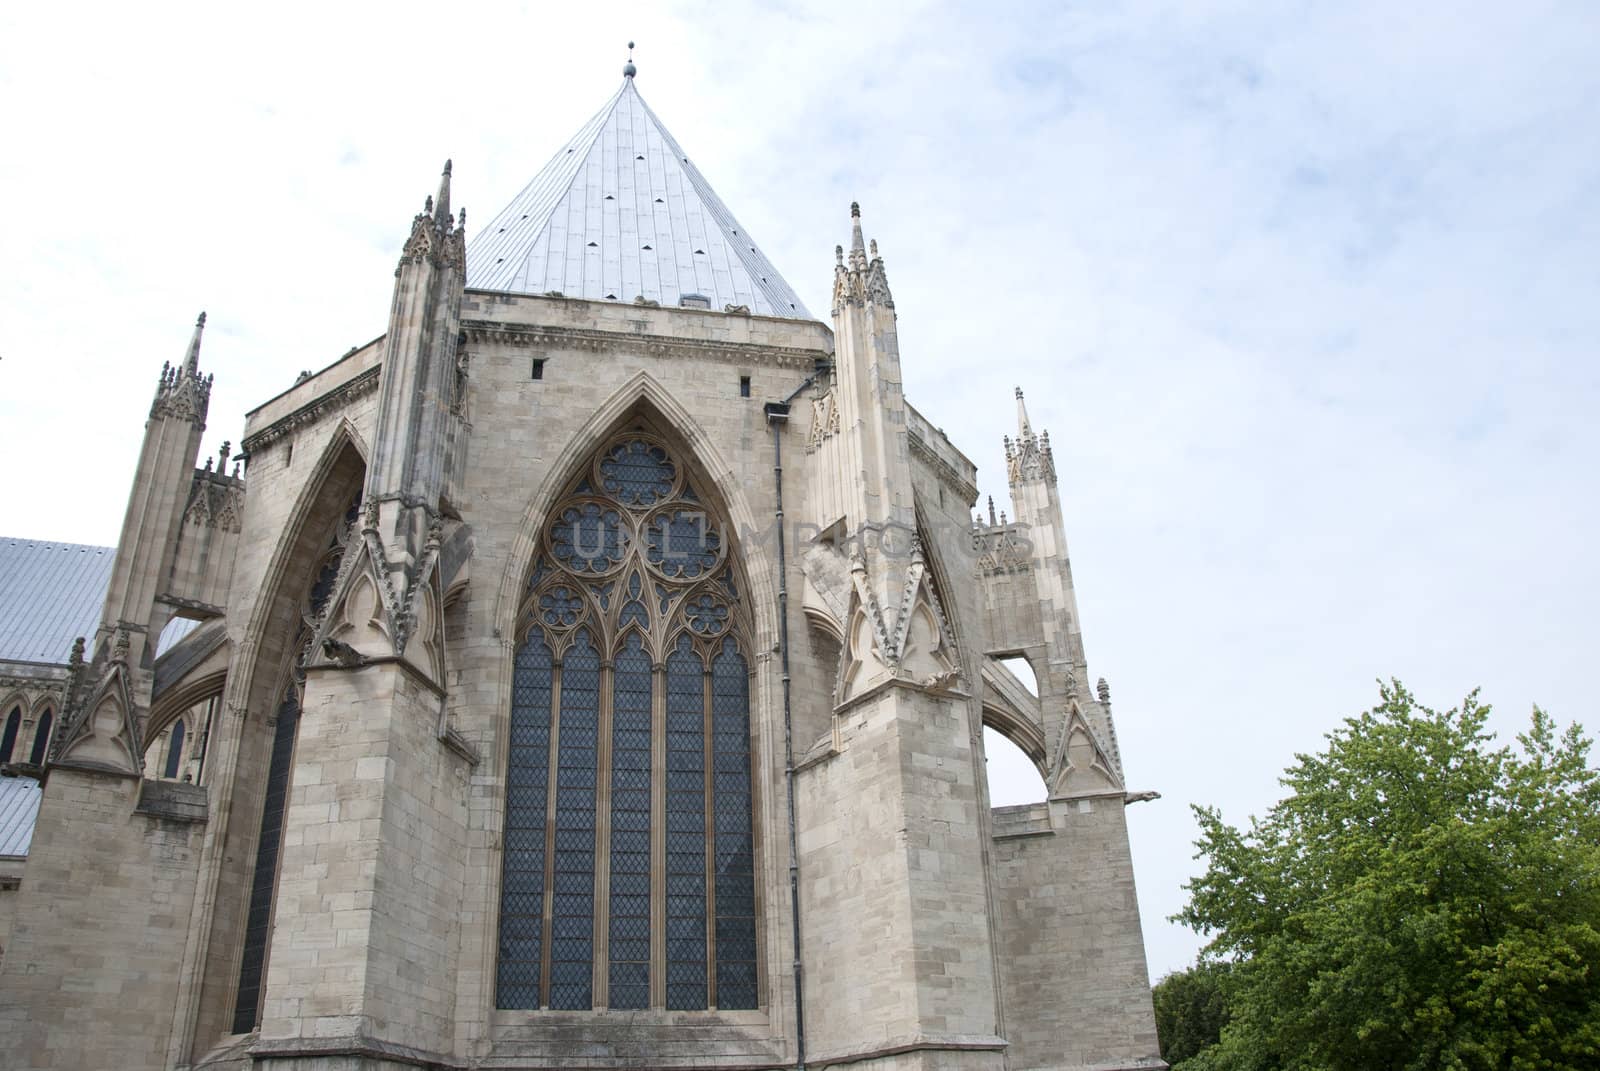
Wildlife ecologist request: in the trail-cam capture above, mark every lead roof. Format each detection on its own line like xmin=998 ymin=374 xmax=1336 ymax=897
xmin=467 ymin=78 xmax=812 ymax=320
xmin=0 ymin=538 xmax=113 ymax=665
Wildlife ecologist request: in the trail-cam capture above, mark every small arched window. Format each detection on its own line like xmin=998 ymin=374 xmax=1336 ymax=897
xmin=28 ymin=708 xmax=52 ymax=766
xmin=498 ymin=432 xmax=759 ymax=1012
xmin=0 ymin=706 xmax=20 ymax=763
xmin=163 ymin=718 xmax=187 ymax=779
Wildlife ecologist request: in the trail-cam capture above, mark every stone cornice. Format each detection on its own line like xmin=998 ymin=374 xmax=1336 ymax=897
xmin=908 ymin=430 xmax=980 ymax=504
xmin=460 ymin=320 xmax=824 ymax=370
xmin=240 ymin=365 xmax=381 ymax=455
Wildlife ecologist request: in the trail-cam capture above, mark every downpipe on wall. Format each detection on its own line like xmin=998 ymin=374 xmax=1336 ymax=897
xmin=765 ymin=358 xmax=831 ymax=1071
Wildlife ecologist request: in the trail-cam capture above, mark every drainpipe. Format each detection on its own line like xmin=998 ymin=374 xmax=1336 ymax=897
xmin=765 ymin=358 xmax=830 ymax=1071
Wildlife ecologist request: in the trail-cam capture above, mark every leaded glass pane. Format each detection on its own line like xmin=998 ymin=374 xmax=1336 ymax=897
xmin=645 ymin=510 xmax=721 ymax=579
xmin=608 ymin=634 xmax=652 ymax=1009
xmin=665 ymin=637 xmax=707 ymax=1010
xmin=232 ymin=683 xmax=302 ymax=1033
xmin=600 ymin=440 xmax=676 ymax=507
xmin=712 ymin=641 xmax=758 ymax=1009
xmin=550 ymin=630 xmax=599 ymax=1009
xmin=497 ymin=633 xmax=553 ymax=1009
xmin=550 ymin=503 xmax=627 ymax=574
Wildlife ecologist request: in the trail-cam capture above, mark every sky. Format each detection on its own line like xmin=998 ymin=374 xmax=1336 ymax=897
xmin=3 ymin=0 xmax=1597 ymax=982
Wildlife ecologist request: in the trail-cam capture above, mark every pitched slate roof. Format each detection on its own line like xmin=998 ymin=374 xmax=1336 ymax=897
xmin=467 ymin=75 xmax=812 ymax=320
xmin=0 ymin=774 xmax=42 ymax=858
xmin=0 ymin=538 xmax=114 ymax=665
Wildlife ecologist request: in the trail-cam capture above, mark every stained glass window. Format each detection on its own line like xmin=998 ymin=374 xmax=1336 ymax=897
xmin=1 ymin=707 xmax=19 ymax=763
xmin=501 ymin=432 xmax=759 ymax=1013
xmin=666 ymin=637 xmax=708 ymax=1009
xmin=600 ymin=440 xmax=675 ymax=506
xmin=608 ymin=634 xmax=653 ymax=1009
xmin=232 ymin=685 xmax=302 ymax=1033
xmin=27 ymin=710 xmax=52 ymax=767
xmin=712 ymin=641 xmax=758 ymax=1009
xmin=497 ymin=635 xmax=554 ymax=1009
xmin=549 ymin=629 xmax=600 ymax=1010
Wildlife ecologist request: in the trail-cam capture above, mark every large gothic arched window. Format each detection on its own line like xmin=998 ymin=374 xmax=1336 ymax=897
xmin=498 ymin=433 xmax=759 ymax=1013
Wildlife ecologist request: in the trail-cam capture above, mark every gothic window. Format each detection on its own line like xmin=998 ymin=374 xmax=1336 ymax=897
xmin=28 ymin=709 xmax=53 ymax=767
xmin=498 ymin=432 xmax=759 ymax=1012
xmin=1 ymin=706 xmax=19 ymax=763
xmin=163 ymin=717 xmax=187 ymax=779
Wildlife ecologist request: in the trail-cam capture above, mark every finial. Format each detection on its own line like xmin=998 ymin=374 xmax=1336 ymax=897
xmin=623 ymin=40 xmax=637 ymax=78
xmin=848 ymin=201 xmax=866 ymax=266
xmin=1097 ymin=677 xmax=1111 ymax=705
xmin=219 ymin=441 xmax=231 ymax=471
xmin=987 ymin=495 xmax=996 ymax=526
xmin=1015 ymin=385 xmax=1033 ymax=438
xmin=435 ymin=161 xmax=452 ymax=224
xmin=835 ymin=244 xmax=844 ymax=266
xmin=183 ymin=310 xmax=207 ymax=374
xmin=204 ymin=456 xmax=214 ymax=472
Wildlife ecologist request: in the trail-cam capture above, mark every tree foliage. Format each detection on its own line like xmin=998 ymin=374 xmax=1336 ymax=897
xmin=1177 ymin=682 xmax=1600 ymax=1071
xmin=1153 ymin=960 xmax=1233 ymax=1066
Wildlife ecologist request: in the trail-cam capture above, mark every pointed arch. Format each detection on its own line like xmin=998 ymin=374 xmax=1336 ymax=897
xmin=208 ymin=421 xmax=368 ymax=1036
xmin=495 ymin=413 xmax=764 ymax=1012
xmin=0 ymin=704 xmax=20 ymax=763
xmin=494 ymin=371 xmax=777 ymax=654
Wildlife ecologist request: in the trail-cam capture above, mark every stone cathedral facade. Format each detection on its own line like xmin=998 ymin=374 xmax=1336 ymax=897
xmin=0 ymin=67 xmax=1163 ymax=1071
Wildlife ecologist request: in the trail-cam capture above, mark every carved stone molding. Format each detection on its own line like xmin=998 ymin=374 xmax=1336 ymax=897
xmin=458 ymin=321 xmax=822 ymax=371
xmin=240 ymin=366 xmax=382 ymax=455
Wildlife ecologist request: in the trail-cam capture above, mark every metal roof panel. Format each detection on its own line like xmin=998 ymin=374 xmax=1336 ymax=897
xmin=468 ymin=79 xmax=812 ymax=320
xmin=0 ymin=538 xmax=114 ymax=665
xmin=0 ymin=775 xmax=42 ymax=857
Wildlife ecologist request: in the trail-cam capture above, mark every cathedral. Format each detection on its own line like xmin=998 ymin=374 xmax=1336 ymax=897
xmin=0 ymin=60 xmax=1163 ymax=1071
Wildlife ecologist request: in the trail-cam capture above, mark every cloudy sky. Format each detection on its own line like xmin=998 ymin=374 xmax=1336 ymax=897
xmin=3 ymin=0 xmax=1596 ymax=981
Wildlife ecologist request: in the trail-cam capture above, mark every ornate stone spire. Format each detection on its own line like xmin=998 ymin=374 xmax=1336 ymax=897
xmin=183 ymin=311 xmax=206 ymax=375
xmin=152 ymin=312 xmax=213 ymax=427
xmin=832 ymin=201 xmax=895 ymax=314
xmin=1004 ymin=385 xmax=1055 ymax=486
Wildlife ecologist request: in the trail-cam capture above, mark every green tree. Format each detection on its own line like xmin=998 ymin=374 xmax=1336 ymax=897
xmin=1177 ymin=682 xmax=1600 ymax=1071
xmin=1152 ymin=960 xmax=1233 ymax=1066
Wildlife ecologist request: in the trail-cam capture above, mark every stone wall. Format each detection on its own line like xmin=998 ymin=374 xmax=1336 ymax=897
xmin=0 ymin=771 xmax=205 ymax=1070
xmin=991 ymin=799 xmax=1164 ymax=1071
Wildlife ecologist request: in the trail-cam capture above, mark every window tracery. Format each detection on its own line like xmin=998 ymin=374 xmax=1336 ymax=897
xmin=498 ymin=432 xmax=758 ymax=1012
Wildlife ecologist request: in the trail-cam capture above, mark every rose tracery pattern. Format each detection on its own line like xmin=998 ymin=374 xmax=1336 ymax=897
xmin=600 ymin=440 xmax=675 ymax=506
xmin=550 ymin=503 xmax=627 ymax=574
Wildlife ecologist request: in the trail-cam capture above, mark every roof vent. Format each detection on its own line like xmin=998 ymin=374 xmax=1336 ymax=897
xmin=636 ymin=154 xmax=645 ymax=160
xmin=693 ymin=249 xmax=705 ymax=255
xmin=655 ymin=198 xmax=664 ymax=204
xmin=605 ymin=194 xmax=615 ymax=200
xmin=588 ymin=241 xmax=598 ymax=247
xmin=642 ymin=244 xmax=653 ymax=250
xmin=679 ymin=294 xmax=712 ymax=310
xmin=606 ymin=293 xmax=617 ymax=299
